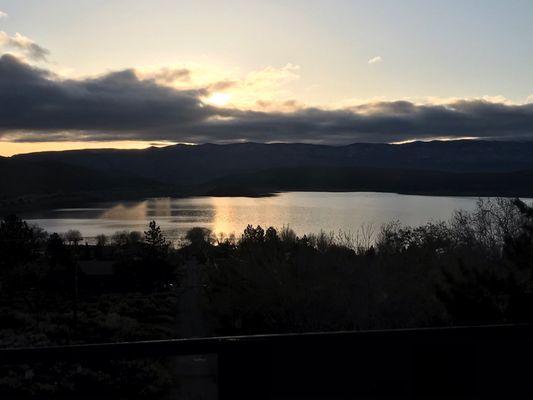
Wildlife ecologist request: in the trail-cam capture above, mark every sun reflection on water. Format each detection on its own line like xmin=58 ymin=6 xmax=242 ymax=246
xmin=24 ymin=193 xmax=503 ymax=245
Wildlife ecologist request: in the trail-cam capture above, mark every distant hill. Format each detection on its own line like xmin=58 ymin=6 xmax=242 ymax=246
xmin=14 ymin=140 xmax=533 ymax=186
xmin=0 ymin=157 xmax=165 ymax=199
xmin=203 ymin=166 xmax=533 ymax=197
xmin=3 ymin=140 xmax=533 ymax=211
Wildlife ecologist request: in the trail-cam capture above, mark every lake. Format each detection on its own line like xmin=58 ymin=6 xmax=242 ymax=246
xmin=22 ymin=192 xmax=504 ymax=244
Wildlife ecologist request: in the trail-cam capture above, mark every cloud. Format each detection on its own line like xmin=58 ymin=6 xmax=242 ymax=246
xmin=207 ymin=79 xmax=239 ymax=92
xmin=135 ymin=62 xmax=301 ymax=110
xmin=2 ymin=54 xmax=533 ymax=145
xmin=0 ymin=54 xmax=212 ymax=139
xmin=141 ymin=67 xmax=191 ymax=84
xmin=368 ymin=56 xmax=383 ymax=65
xmin=0 ymin=11 xmax=7 ymax=19
xmin=214 ymin=63 xmax=301 ymax=110
xmin=244 ymin=63 xmax=300 ymax=89
xmin=0 ymin=32 xmax=50 ymax=61
xmin=254 ymin=99 xmax=303 ymax=112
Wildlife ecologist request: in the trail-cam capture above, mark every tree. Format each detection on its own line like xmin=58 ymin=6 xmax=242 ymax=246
xmin=46 ymin=233 xmax=69 ymax=269
xmin=0 ymin=216 xmax=47 ymax=321
xmin=185 ymin=227 xmax=213 ymax=248
xmin=240 ymin=225 xmax=265 ymax=246
xmin=503 ymin=199 xmax=533 ymax=269
xmin=112 ymin=221 xmax=174 ymax=290
xmin=96 ymin=234 xmax=108 ymax=247
xmin=65 ymin=230 xmax=83 ymax=246
xmin=144 ymin=221 xmax=170 ymax=258
xmin=438 ymin=199 xmax=533 ymax=325
xmin=112 ymin=231 xmax=142 ymax=248
xmin=265 ymin=227 xmax=279 ymax=243
xmin=0 ymin=215 xmax=39 ymax=276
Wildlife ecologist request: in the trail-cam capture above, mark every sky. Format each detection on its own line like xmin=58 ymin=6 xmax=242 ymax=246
xmin=0 ymin=0 xmax=533 ymax=155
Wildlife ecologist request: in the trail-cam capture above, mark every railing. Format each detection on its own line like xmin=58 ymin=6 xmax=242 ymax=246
xmin=2 ymin=324 xmax=533 ymax=399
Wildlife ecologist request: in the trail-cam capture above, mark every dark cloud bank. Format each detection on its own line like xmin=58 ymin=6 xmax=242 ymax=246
xmin=1 ymin=54 xmax=533 ymax=144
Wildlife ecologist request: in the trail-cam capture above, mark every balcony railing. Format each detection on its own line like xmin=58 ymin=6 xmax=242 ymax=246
xmin=2 ymin=324 xmax=533 ymax=399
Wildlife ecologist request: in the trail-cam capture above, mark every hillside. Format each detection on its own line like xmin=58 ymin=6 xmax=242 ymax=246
xmin=3 ymin=141 xmax=533 ymax=213
xmin=0 ymin=158 xmax=170 ymax=211
xmin=14 ymin=141 xmax=533 ymax=186
xmin=203 ymin=166 xmax=533 ymax=197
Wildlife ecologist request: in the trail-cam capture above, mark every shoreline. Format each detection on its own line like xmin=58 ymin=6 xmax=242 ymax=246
xmin=3 ymin=187 xmax=532 ymax=216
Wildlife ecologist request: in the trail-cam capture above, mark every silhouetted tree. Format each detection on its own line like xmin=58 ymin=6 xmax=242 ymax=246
xmin=144 ymin=221 xmax=170 ymax=258
xmin=503 ymin=199 xmax=533 ymax=269
xmin=438 ymin=199 xmax=533 ymax=325
xmin=96 ymin=234 xmax=108 ymax=247
xmin=113 ymin=222 xmax=174 ymax=291
xmin=0 ymin=216 xmax=48 ymax=322
xmin=142 ymin=221 xmax=174 ymax=289
xmin=65 ymin=230 xmax=83 ymax=246
xmin=0 ymin=215 xmax=39 ymax=278
xmin=241 ymin=225 xmax=265 ymax=246
xmin=265 ymin=227 xmax=279 ymax=243
xmin=95 ymin=234 xmax=108 ymax=259
xmin=112 ymin=231 xmax=142 ymax=248
xmin=185 ymin=227 xmax=213 ymax=248
xmin=46 ymin=233 xmax=70 ymax=269
xmin=185 ymin=227 xmax=213 ymax=262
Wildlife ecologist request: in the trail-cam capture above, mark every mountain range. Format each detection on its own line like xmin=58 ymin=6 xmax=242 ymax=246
xmin=2 ymin=140 xmax=533 ymax=211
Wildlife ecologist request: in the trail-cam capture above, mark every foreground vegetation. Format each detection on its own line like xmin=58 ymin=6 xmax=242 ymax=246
xmin=1 ymin=197 xmax=533 ymax=397
xmin=198 ymin=198 xmax=533 ymax=333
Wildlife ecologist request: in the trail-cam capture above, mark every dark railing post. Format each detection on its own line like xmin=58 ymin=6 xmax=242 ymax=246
xmin=218 ymin=340 xmax=272 ymax=400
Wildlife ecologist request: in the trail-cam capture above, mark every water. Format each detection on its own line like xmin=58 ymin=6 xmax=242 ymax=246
xmin=23 ymin=192 xmax=503 ymax=243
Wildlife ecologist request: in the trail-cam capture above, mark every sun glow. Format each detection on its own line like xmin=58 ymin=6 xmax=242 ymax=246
xmin=206 ymin=92 xmax=231 ymax=107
